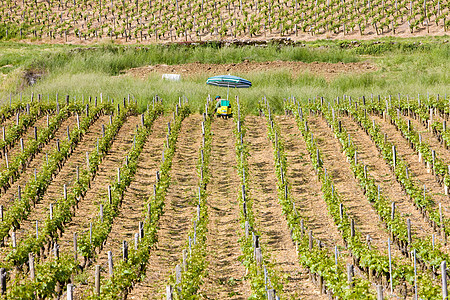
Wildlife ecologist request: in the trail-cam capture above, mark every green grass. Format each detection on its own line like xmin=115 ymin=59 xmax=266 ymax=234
xmin=30 ymin=42 xmax=359 ymax=76
xmin=0 ymin=36 xmax=448 ymax=114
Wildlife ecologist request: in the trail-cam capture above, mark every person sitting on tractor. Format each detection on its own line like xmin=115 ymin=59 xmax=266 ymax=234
xmin=214 ymin=95 xmax=222 ymax=113
xmin=214 ymin=96 xmax=233 ymax=118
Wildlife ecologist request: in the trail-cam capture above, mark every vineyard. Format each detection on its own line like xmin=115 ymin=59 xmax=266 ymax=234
xmin=0 ymin=91 xmax=449 ymax=299
xmin=0 ymin=0 xmax=448 ymax=42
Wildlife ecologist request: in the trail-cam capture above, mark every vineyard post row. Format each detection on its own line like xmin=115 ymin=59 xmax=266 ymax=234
xmin=336 ymin=94 xmax=450 ymax=243
xmin=337 ymin=95 xmax=450 ymax=297
xmin=234 ymin=96 xmax=283 ymax=298
xmin=260 ymin=97 xmax=377 ymax=299
xmin=285 ymin=95 xmax=447 ymax=298
xmin=297 ymin=96 xmax=448 ymax=296
xmin=96 ymin=98 xmax=189 ymax=299
xmin=341 ymin=95 xmax=450 ymax=268
xmin=166 ymin=96 xmax=211 ymax=298
xmin=285 ymin=94 xmax=450 ymax=298
xmin=371 ymin=103 xmax=450 ymax=237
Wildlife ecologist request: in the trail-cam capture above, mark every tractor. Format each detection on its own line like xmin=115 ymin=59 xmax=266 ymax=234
xmin=214 ymin=99 xmax=233 ymax=119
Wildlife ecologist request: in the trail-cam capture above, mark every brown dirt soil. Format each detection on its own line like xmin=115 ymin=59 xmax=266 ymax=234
xmin=0 ymin=114 xmax=77 ymax=210
xmin=14 ymin=115 xmax=109 ymax=247
xmin=55 ymin=115 xmax=141 ymax=255
xmin=198 ymin=118 xmax=251 ymax=299
xmin=373 ymin=115 xmax=450 ymax=225
xmin=246 ymin=115 xmax=324 ymax=299
xmin=308 ymin=115 xmax=401 ymax=256
xmin=128 ymin=115 xmax=202 ymax=299
xmin=276 ymin=115 xmax=347 ymax=249
xmin=75 ymin=114 xmax=170 ymax=298
xmin=126 ymin=60 xmax=376 ymax=81
xmin=0 ymin=115 xmax=48 ymax=172
xmin=340 ymin=115 xmax=434 ymax=240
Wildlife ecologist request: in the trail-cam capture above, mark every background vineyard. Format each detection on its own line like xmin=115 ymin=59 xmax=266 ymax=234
xmin=0 ymin=0 xmax=449 ymax=42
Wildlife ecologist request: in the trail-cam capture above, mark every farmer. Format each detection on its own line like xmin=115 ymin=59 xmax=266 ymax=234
xmin=214 ymin=95 xmax=222 ymax=113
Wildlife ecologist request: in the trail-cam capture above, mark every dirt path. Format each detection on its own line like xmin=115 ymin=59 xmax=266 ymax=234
xmin=246 ymin=116 xmax=324 ymax=299
xmin=308 ymin=115 xmax=400 ymax=256
xmin=128 ymin=115 xmax=202 ymax=299
xmin=14 ymin=115 xmax=109 ymax=246
xmin=373 ymin=115 xmax=450 ymax=222
xmin=0 ymin=115 xmax=48 ymax=172
xmin=340 ymin=115 xmax=434 ymax=240
xmin=127 ymin=60 xmax=376 ymax=81
xmin=54 ymin=115 xmax=140 ymax=254
xmin=0 ymin=115 xmax=77 ymax=209
xmin=198 ymin=118 xmax=251 ymax=299
xmin=276 ymin=116 xmax=346 ymax=249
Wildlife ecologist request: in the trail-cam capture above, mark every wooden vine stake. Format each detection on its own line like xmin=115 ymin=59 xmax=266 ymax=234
xmin=175 ymin=264 xmax=181 ymax=284
xmin=388 ymin=238 xmax=393 ymax=293
xmin=350 ymin=219 xmax=355 ymax=237
xmin=442 ymin=261 xmax=448 ymax=299
xmin=108 ymin=251 xmax=113 ymax=278
xmin=67 ymin=283 xmax=73 ymax=300
xmin=134 ymin=233 xmax=139 ymax=250
xmin=347 ymin=264 xmax=354 ymax=288
xmin=440 ymin=203 xmax=446 ymax=243
xmin=166 ymin=285 xmax=173 ymax=300
xmin=29 ymin=253 xmax=35 ymax=280
xmin=255 ymin=247 xmax=262 ymax=266
xmin=387 ymin=202 xmax=394 ymax=223
xmin=407 ymin=218 xmax=412 ymax=246
xmin=376 ymin=285 xmax=383 ymax=300
xmin=73 ymin=232 xmax=77 ymax=261
xmin=413 ymin=249 xmax=418 ymax=300
xmin=123 ymin=241 xmax=128 ymax=262
xmin=445 ymin=166 xmax=449 ymax=195
xmin=392 ymin=145 xmax=396 ymax=169
xmin=0 ymin=268 xmax=6 ymax=295
xmin=139 ymin=221 xmax=144 ymax=239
